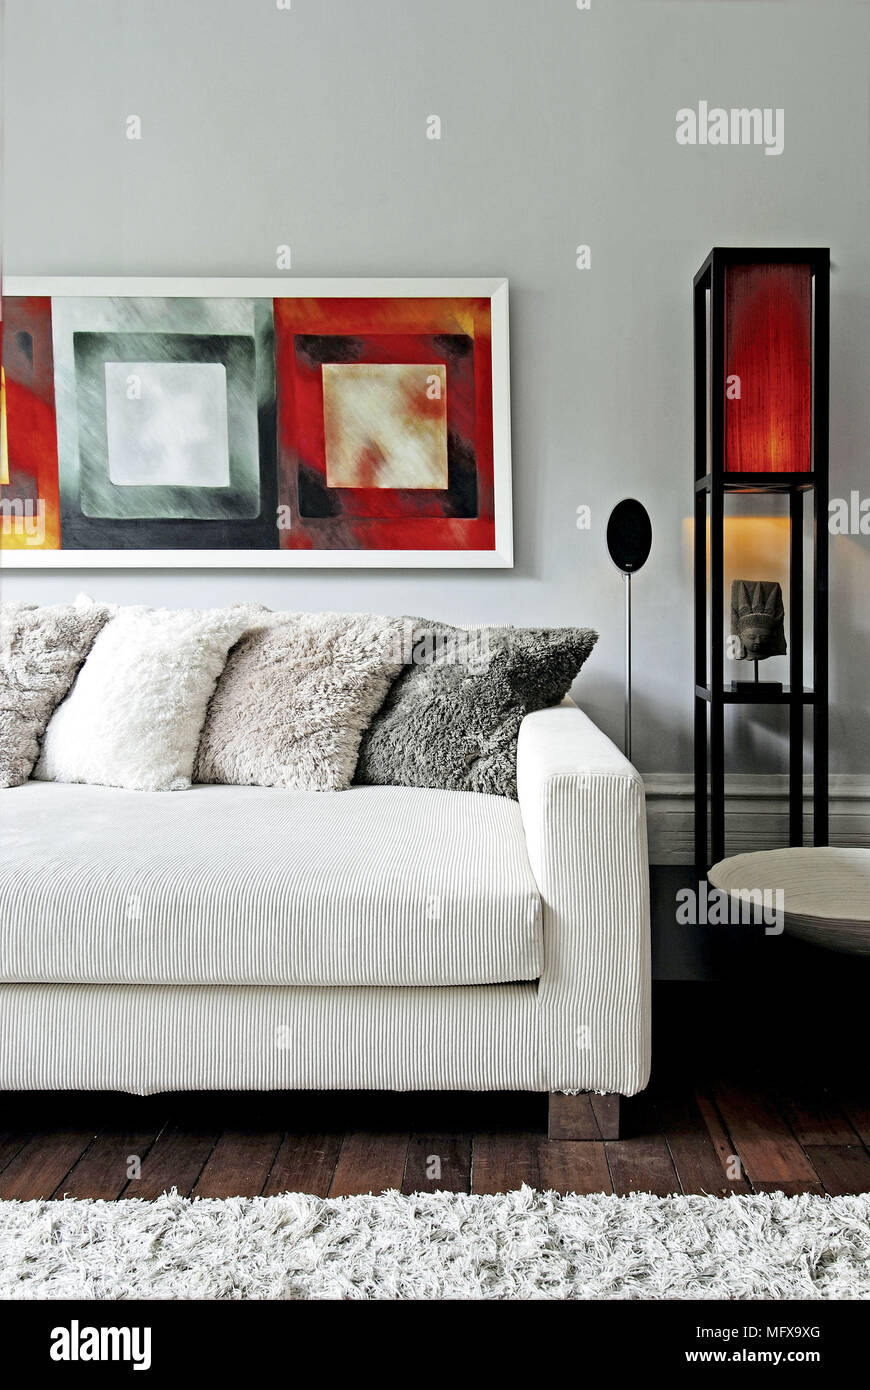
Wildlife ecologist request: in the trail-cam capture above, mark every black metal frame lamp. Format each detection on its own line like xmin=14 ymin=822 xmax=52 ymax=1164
xmin=693 ymin=248 xmax=830 ymax=876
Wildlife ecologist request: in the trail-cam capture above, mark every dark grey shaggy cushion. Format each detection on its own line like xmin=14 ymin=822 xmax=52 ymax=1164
xmin=355 ymin=621 xmax=598 ymax=798
xmin=0 ymin=598 xmax=109 ymax=788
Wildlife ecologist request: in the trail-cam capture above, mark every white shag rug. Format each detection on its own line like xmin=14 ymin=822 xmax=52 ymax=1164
xmin=2 ymin=1188 xmax=869 ymax=1300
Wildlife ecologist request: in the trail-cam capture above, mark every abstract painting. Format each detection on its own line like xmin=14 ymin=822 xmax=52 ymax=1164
xmin=0 ymin=278 xmax=512 ymax=567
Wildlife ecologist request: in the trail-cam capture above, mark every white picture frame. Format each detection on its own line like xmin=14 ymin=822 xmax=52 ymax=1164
xmin=0 ymin=276 xmax=513 ymax=568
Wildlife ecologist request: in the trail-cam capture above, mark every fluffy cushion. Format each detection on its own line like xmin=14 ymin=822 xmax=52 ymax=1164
xmin=195 ymin=611 xmax=410 ymax=791
xmin=355 ymin=621 xmax=598 ymax=798
xmin=0 ymin=597 xmax=108 ymax=788
xmin=35 ymin=606 xmax=255 ymax=792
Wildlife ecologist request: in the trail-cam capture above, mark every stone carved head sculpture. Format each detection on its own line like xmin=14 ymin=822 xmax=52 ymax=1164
xmin=730 ymin=579 xmax=787 ymax=661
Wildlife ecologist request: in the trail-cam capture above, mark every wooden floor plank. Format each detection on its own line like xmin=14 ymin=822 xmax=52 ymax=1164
xmin=712 ymin=1080 xmax=819 ymax=1184
xmin=655 ymin=1091 xmax=750 ymax=1195
xmin=803 ymin=1144 xmax=870 ymax=1197
xmin=780 ymin=1087 xmax=858 ymax=1147
xmin=751 ymin=1181 xmax=825 ymax=1196
xmin=693 ymin=1086 xmax=742 ymax=1178
xmin=60 ymin=1126 xmax=165 ymax=1200
xmin=605 ymin=1136 xmax=680 ymax=1196
xmin=538 ymin=1140 xmax=611 ymax=1195
xmin=402 ymin=1134 xmax=471 ymax=1194
xmin=0 ymin=1129 xmax=97 ymax=1201
xmin=6 ymin=1058 xmax=864 ymax=1202
xmin=834 ymin=1085 xmax=870 ymax=1148
xmin=0 ymin=1131 xmax=34 ymax=1176
xmin=263 ymin=1132 xmax=342 ymax=1198
xmin=471 ymin=1132 xmax=540 ymax=1194
xmin=192 ymin=1128 xmax=283 ymax=1199
xmin=329 ymin=1132 xmax=410 ymax=1197
xmin=121 ymin=1123 xmax=218 ymax=1199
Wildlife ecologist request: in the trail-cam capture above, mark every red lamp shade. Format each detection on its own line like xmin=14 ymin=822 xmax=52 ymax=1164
xmin=724 ymin=262 xmax=813 ymax=473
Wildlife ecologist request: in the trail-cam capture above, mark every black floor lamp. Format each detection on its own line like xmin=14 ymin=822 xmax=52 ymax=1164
xmin=692 ymin=248 xmax=829 ymax=874
xmin=606 ymin=499 xmax=652 ymax=763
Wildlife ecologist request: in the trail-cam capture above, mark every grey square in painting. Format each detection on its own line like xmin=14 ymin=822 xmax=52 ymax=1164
xmin=104 ymin=362 xmax=231 ymax=488
xmin=51 ymin=297 xmax=278 ymax=550
xmin=72 ymin=330 xmax=259 ymax=521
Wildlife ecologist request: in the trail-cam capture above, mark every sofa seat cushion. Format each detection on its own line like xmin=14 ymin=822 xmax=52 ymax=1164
xmin=0 ymin=782 xmax=543 ymax=987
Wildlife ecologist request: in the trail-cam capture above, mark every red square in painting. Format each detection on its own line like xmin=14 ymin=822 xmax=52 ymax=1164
xmin=0 ymin=297 xmax=62 ymax=551
xmin=274 ymin=298 xmax=495 ymax=552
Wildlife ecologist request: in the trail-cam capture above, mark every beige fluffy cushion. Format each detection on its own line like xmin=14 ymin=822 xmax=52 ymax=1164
xmin=195 ymin=611 xmax=409 ymax=791
xmin=0 ymin=597 xmax=109 ymax=788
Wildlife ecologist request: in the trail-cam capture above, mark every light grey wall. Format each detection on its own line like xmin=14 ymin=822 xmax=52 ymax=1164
xmin=3 ymin=0 xmax=869 ymax=774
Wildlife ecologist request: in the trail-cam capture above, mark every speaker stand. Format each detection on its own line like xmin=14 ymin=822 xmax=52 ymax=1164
xmin=624 ymin=571 xmax=632 ymax=762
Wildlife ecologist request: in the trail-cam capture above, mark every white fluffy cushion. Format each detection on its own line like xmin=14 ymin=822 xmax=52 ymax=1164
xmin=195 ymin=611 xmax=409 ymax=791
xmin=35 ymin=606 xmax=255 ymax=792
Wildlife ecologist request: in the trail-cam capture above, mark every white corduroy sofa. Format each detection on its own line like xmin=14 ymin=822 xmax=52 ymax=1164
xmin=0 ymin=700 xmax=650 ymax=1139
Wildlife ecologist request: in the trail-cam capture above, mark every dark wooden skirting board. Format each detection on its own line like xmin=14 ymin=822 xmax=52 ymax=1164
xmin=1 ymin=1068 xmax=868 ymax=1200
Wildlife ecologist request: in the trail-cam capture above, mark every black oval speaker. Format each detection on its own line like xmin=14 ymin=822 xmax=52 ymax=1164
xmin=606 ymin=498 xmax=652 ymax=574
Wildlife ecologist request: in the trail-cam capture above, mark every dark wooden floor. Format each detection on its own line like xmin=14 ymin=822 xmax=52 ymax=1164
xmin=2 ymin=980 xmax=869 ymax=1200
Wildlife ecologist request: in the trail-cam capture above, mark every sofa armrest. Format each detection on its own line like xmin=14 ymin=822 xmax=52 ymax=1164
xmin=517 ymin=700 xmax=650 ymax=1096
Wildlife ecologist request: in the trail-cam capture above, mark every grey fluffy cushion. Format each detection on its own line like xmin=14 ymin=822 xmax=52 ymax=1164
xmin=0 ymin=598 xmax=109 ymax=788
xmin=195 ymin=611 xmax=410 ymax=791
xmin=355 ymin=621 xmax=598 ymax=798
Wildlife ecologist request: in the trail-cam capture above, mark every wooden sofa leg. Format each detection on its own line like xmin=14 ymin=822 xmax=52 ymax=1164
xmin=548 ymin=1092 xmax=622 ymax=1141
